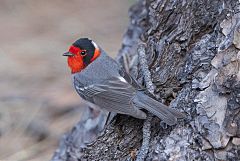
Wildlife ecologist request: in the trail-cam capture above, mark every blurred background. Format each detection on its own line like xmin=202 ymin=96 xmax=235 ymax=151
xmin=0 ymin=0 xmax=132 ymax=160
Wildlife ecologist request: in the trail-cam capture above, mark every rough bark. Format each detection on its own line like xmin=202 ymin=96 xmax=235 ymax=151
xmin=52 ymin=0 xmax=240 ymax=160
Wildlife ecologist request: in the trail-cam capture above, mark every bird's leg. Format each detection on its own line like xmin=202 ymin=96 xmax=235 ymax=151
xmin=104 ymin=112 xmax=117 ymax=127
xmin=136 ymin=43 xmax=154 ymax=161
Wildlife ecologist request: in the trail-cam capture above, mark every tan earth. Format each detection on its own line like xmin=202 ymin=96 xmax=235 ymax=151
xmin=0 ymin=0 xmax=131 ymax=160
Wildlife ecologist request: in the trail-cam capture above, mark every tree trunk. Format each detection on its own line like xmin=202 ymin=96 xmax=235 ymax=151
xmin=52 ymin=0 xmax=240 ymax=160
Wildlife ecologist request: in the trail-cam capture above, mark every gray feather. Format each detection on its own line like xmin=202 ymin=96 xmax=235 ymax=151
xmin=73 ymin=49 xmax=184 ymax=125
xmin=133 ymin=92 xmax=185 ymax=125
xmin=75 ymin=77 xmax=147 ymax=119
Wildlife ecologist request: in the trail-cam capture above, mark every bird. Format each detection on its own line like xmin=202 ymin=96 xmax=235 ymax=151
xmin=63 ymin=38 xmax=185 ymax=125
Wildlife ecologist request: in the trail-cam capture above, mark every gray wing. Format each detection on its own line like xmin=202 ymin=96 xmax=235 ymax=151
xmin=74 ymin=77 xmax=147 ymax=119
xmin=119 ymin=68 xmax=142 ymax=89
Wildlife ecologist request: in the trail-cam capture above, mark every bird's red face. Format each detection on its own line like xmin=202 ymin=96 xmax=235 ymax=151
xmin=63 ymin=38 xmax=100 ymax=73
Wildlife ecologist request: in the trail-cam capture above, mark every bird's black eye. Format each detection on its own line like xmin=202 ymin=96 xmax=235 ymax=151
xmin=80 ymin=50 xmax=87 ymax=56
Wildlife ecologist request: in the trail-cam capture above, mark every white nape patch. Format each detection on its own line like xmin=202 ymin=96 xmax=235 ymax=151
xmin=91 ymin=40 xmax=99 ymax=49
xmin=118 ymin=76 xmax=127 ymax=83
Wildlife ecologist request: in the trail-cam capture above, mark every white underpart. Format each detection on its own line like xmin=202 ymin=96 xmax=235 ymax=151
xmin=75 ymin=86 xmax=84 ymax=91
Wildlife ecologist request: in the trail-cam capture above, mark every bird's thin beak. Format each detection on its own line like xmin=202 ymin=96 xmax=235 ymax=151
xmin=63 ymin=52 xmax=74 ymax=57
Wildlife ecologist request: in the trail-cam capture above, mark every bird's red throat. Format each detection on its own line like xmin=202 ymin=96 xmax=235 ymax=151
xmin=67 ymin=45 xmax=100 ymax=74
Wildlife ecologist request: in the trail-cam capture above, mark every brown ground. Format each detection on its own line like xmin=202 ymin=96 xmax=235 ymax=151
xmin=0 ymin=1 xmax=131 ymax=160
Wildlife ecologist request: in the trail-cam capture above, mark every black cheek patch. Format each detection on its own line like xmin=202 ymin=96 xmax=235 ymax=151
xmin=83 ymin=51 xmax=94 ymax=65
xmin=73 ymin=38 xmax=95 ymax=66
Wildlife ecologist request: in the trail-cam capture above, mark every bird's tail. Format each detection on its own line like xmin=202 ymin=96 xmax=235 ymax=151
xmin=133 ymin=91 xmax=185 ymax=125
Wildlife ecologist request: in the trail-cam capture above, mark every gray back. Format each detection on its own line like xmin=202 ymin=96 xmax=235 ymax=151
xmin=72 ymin=49 xmax=121 ymax=86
